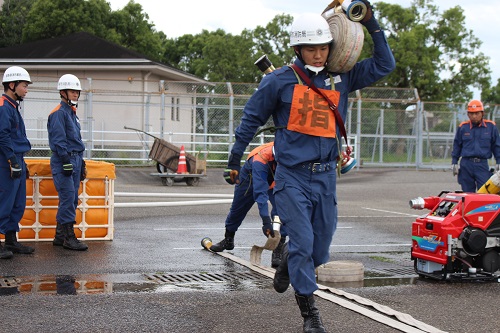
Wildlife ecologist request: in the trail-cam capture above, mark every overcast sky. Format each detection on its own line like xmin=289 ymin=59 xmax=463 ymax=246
xmin=108 ymin=0 xmax=498 ymax=97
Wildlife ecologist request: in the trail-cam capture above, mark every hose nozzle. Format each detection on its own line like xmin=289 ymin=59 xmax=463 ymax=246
xmin=341 ymin=0 xmax=367 ymax=22
xmin=255 ymin=54 xmax=275 ymax=74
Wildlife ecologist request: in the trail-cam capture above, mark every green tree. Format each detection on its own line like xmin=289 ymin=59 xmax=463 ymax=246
xmin=22 ymin=0 xmax=111 ymax=42
xmin=0 ymin=0 xmax=35 ymax=47
xmin=250 ymin=14 xmax=295 ymax=70
xmin=482 ymin=79 xmax=500 ymax=105
xmin=108 ymin=1 xmax=167 ymax=61
xmin=162 ymin=14 xmax=294 ymax=82
xmin=372 ymin=0 xmax=491 ymax=102
xmin=162 ymin=29 xmax=253 ymax=82
xmin=4 ymin=0 xmax=166 ymax=62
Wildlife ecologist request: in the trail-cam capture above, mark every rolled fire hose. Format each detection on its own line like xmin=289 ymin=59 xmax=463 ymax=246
xmin=322 ymin=10 xmax=364 ymax=73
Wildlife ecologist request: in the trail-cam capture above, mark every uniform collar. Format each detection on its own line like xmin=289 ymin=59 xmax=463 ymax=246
xmin=469 ymin=119 xmax=485 ymax=128
xmin=2 ymin=94 xmax=18 ymax=108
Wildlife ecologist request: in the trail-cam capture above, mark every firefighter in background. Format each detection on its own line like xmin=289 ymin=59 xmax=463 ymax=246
xmin=223 ymin=3 xmax=395 ymax=332
xmin=217 ymin=142 xmax=287 ymax=268
xmin=0 ymin=66 xmax=35 ymax=259
xmin=47 ymin=74 xmax=88 ymax=251
xmin=452 ymin=99 xmax=500 ymax=192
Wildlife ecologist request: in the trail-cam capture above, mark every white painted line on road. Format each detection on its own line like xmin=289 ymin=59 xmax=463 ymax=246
xmin=362 ymin=207 xmax=420 ymax=217
xmin=339 ymin=215 xmax=414 ymax=218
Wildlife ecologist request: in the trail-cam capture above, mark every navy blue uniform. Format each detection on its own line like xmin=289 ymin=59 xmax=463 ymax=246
xmin=231 ymin=31 xmax=395 ymax=295
xmin=0 ymin=95 xmax=31 ymax=234
xmin=452 ymin=119 xmax=500 ymax=192
xmin=47 ymin=102 xmax=85 ymax=226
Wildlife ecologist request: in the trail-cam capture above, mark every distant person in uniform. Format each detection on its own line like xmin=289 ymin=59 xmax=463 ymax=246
xmin=452 ymin=99 xmax=500 ymax=192
xmin=47 ymin=74 xmax=88 ymax=251
xmin=0 ymin=66 xmax=35 ymax=259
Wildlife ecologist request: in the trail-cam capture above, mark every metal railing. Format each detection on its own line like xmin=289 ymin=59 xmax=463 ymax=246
xmin=19 ymin=80 xmax=500 ymax=169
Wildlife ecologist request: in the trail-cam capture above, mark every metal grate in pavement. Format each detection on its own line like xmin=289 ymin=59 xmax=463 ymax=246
xmin=0 ymin=277 xmax=18 ymax=288
xmin=369 ymin=267 xmax=417 ymax=277
xmin=144 ymin=271 xmax=266 ymax=284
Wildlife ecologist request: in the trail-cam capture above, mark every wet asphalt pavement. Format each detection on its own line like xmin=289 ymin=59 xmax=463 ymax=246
xmin=1 ymin=166 xmax=500 ymax=333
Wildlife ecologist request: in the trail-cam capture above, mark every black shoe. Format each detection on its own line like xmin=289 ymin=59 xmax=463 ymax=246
xmin=4 ymin=231 xmax=34 ymax=254
xmin=271 ymin=237 xmax=286 ymax=268
xmin=0 ymin=242 xmax=13 ymax=259
xmin=273 ymin=242 xmax=289 ymax=293
xmin=295 ymin=293 xmax=326 ymax=333
xmin=62 ymin=223 xmax=88 ymax=251
xmin=210 ymin=237 xmax=234 ymax=252
xmin=53 ymin=223 xmax=64 ymax=246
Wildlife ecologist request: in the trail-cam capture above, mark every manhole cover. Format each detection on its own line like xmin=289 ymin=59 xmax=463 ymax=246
xmin=145 ymin=271 xmax=266 ymax=284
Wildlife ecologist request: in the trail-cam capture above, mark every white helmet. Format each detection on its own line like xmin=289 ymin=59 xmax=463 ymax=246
xmin=2 ymin=66 xmax=32 ymax=84
xmin=289 ymin=13 xmax=333 ymax=46
xmin=57 ymin=74 xmax=81 ymax=91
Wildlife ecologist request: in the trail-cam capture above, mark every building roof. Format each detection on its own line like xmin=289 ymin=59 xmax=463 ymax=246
xmin=0 ymin=31 xmax=207 ymax=83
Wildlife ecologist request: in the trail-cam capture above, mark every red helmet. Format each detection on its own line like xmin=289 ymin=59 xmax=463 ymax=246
xmin=467 ymin=100 xmax=484 ymax=112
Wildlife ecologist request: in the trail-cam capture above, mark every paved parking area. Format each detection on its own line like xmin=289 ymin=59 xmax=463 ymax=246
xmin=1 ymin=166 xmax=499 ymax=333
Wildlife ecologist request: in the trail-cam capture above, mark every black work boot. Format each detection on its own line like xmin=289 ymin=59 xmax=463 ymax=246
xmin=53 ymin=223 xmax=64 ymax=246
xmin=4 ymin=231 xmax=34 ymax=254
xmin=272 ymin=236 xmax=287 ymax=268
xmin=62 ymin=223 xmax=88 ymax=251
xmin=210 ymin=230 xmax=235 ymax=252
xmin=295 ymin=293 xmax=326 ymax=333
xmin=273 ymin=242 xmax=289 ymax=293
xmin=0 ymin=241 xmax=13 ymax=259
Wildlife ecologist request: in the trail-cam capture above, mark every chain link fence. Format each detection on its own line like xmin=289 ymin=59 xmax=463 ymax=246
xmin=20 ymin=79 xmax=500 ymax=170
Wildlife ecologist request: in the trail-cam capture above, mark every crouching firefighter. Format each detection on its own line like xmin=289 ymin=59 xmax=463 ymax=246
xmin=217 ymin=141 xmax=288 ymax=267
xmin=47 ymin=74 xmax=88 ymax=251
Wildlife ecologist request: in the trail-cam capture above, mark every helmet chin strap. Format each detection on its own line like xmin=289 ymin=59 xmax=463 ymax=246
xmin=9 ymin=82 xmax=23 ymax=101
xmin=305 ymin=65 xmax=325 ymax=74
xmin=62 ymin=90 xmax=79 ymax=108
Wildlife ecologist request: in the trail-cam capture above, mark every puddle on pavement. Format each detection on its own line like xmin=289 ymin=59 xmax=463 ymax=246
xmin=0 ymin=271 xmax=421 ymax=295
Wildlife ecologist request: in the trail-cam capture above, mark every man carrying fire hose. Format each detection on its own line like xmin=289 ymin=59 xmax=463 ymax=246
xmin=223 ymin=2 xmax=395 ymax=332
xmin=219 ymin=142 xmax=288 ymax=268
xmin=452 ymin=99 xmax=500 ymax=192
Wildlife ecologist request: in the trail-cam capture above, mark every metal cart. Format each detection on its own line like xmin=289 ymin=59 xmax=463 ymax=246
xmin=124 ymin=126 xmax=207 ymax=186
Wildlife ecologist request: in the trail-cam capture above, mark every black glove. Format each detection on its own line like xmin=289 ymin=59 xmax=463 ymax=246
xmin=25 ymin=162 xmax=29 ymax=179
xmin=8 ymin=156 xmax=21 ymax=179
xmin=61 ymin=154 xmax=73 ymax=176
xmin=262 ymin=216 xmax=275 ymax=238
xmin=80 ymin=159 xmax=87 ymax=181
xmin=359 ymin=0 xmax=381 ymax=34
xmin=223 ymin=153 xmax=242 ymax=185
xmin=63 ymin=163 xmax=73 ymax=176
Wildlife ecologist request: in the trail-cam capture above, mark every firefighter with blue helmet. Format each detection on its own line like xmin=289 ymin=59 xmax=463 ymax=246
xmin=452 ymin=99 xmax=500 ymax=192
xmin=224 ymin=4 xmax=395 ymax=332
xmin=47 ymin=74 xmax=88 ymax=251
xmin=216 ymin=142 xmax=288 ymax=267
xmin=0 ymin=66 xmax=35 ymax=259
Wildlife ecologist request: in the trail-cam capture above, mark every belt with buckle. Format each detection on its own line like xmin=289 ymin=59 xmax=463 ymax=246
xmin=70 ymin=151 xmax=83 ymax=156
xmin=299 ymin=161 xmax=335 ymax=173
xmin=466 ymin=157 xmax=484 ymax=163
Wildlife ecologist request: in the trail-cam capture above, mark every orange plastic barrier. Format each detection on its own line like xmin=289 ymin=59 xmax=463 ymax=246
xmin=13 ymin=159 xmax=115 ymax=242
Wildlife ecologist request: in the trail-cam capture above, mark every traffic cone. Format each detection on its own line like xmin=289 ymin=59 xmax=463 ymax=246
xmin=177 ymin=145 xmax=188 ymax=174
